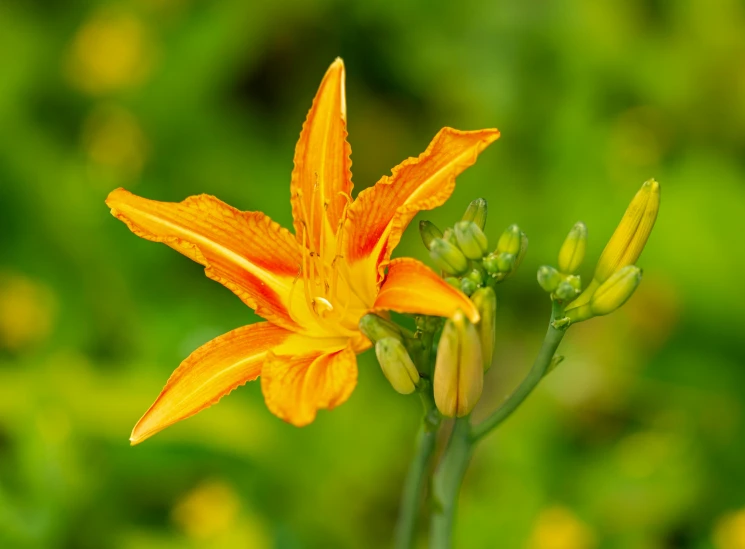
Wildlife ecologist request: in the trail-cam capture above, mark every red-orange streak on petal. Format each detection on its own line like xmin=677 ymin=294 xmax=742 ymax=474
xmin=130 ymin=322 xmax=291 ymax=445
xmin=107 ymin=188 xmax=303 ymax=331
xmin=261 ymin=344 xmax=357 ymax=427
xmin=290 ymin=58 xmax=353 ymax=252
xmin=373 ymin=258 xmax=480 ymax=323
xmin=345 ymin=128 xmax=500 ymax=268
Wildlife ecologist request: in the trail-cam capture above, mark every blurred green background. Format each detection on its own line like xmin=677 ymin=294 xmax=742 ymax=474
xmin=1 ymin=0 xmax=745 ymax=548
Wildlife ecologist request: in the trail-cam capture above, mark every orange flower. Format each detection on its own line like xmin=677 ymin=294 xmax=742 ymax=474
xmin=107 ymin=58 xmax=500 ymax=443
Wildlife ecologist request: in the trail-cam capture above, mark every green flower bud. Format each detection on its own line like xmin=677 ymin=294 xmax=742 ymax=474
xmin=429 ymin=238 xmax=468 ymax=275
xmin=497 ymin=224 xmax=522 ymax=255
xmin=496 ymin=252 xmax=515 ymax=272
xmin=375 ymin=337 xmax=420 ymax=395
xmin=434 ymin=310 xmax=484 ymax=417
xmin=537 ymin=265 xmax=562 ymax=292
xmin=483 ymin=253 xmax=500 ymax=275
xmin=442 ymin=228 xmax=459 ymax=246
xmin=471 ymin=287 xmax=497 ymax=371
xmin=444 ymin=277 xmax=461 ymax=289
xmin=454 ymin=220 xmax=489 ymax=260
xmin=461 ymin=198 xmax=488 ymax=230
xmin=590 ymin=265 xmax=642 ymax=316
xmin=555 ymin=280 xmax=579 ymax=301
xmin=460 ymin=278 xmax=477 ymax=296
xmin=359 ymin=313 xmax=402 ymax=343
xmin=419 ymin=220 xmax=443 ymax=251
xmin=565 ymin=274 xmax=582 ymax=291
xmin=558 ymin=222 xmax=588 ymax=274
xmin=465 ymin=268 xmax=484 ymax=286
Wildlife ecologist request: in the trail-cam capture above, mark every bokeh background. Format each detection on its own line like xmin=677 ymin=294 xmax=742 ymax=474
xmin=1 ymin=0 xmax=745 ymax=548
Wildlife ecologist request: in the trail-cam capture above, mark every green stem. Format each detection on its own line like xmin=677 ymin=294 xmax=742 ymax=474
xmin=429 ymin=417 xmax=473 ymax=549
xmin=471 ymin=301 xmax=566 ymax=441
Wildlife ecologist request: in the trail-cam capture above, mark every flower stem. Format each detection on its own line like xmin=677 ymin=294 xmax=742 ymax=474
xmin=429 ymin=417 xmax=473 ymax=549
xmin=471 ymin=302 xmax=566 ymax=441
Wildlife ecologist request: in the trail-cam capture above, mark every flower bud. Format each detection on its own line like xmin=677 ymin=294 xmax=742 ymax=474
xmin=434 ymin=310 xmax=484 ymax=417
xmin=555 ymin=280 xmax=579 ymax=301
xmin=483 ymin=253 xmax=499 ymax=275
xmin=470 ymin=287 xmax=497 ymax=371
xmin=454 ymin=221 xmax=489 ymax=260
xmin=465 ymin=268 xmax=484 ymax=286
xmin=496 ymin=252 xmax=515 ymax=272
xmin=419 ymin=220 xmax=443 ymax=251
xmin=558 ymin=222 xmax=587 ymax=274
xmin=375 ymin=337 xmax=420 ymax=395
xmin=537 ymin=265 xmax=562 ymax=292
xmin=590 ymin=265 xmax=642 ymax=316
xmin=429 ymin=238 xmax=468 ymax=275
xmin=497 ymin=224 xmax=522 ymax=255
xmin=594 ymin=179 xmax=660 ymax=283
xmin=461 ymin=198 xmax=488 ymax=230
xmin=460 ymin=277 xmax=477 ymax=296
xmin=359 ymin=313 xmax=402 ymax=343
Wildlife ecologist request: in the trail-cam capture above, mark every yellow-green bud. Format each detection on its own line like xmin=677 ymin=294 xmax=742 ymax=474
xmin=558 ymin=222 xmax=587 ymax=274
xmin=419 ymin=220 xmax=443 ymax=250
xmin=565 ymin=275 xmax=582 ymax=291
xmin=460 ymin=278 xmax=477 ymax=296
xmin=375 ymin=337 xmax=420 ymax=395
xmin=429 ymin=238 xmax=468 ymax=275
xmin=465 ymin=268 xmax=484 ymax=286
xmin=497 ymin=224 xmax=522 ymax=255
xmin=594 ymin=179 xmax=660 ymax=283
xmin=434 ymin=310 xmax=484 ymax=417
xmin=555 ymin=280 xmax=579 ymax=301
xmin=496 ymin=252 xmax=515 ymax=272
xmin=454 ymin=221 xmax=489 ymax=260
xmin=359 ymin=313 xmax=402 ymax=343
xmin=590 ymin=265 xmax=642 ymax=316
xmin=471 ymin=287 xmax=497 ymax=371
xmin=444 ymin=277 xmax=460 ymax=289
xmin=462 ymin=198 xmax=488 ymax=230
xmin=537 ymin=265 xmax=562 ymax=292
xmin=483 ymin=253 xmax=499 ymax=275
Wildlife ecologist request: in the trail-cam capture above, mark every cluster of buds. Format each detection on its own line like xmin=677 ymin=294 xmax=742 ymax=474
xmin=539 ymin=179 xmax=661 ymax=325
xmin=420 ymin=199 xmax=528 ymax=297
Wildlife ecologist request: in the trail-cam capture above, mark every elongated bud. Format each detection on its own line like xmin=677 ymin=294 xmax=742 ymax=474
xmin=537 ymin=265 xmax=562 ymax=292
xmin=359 ymin=313 xmax=402 ymax=343
xmin=429 ymin=238 xmax=468 ymax=275
xmin=471 ymin=287 xmax=497 ymax=371
xmin=461 ymin=198 xmax=488 ymax=230
xmin=590 ymin=265 xmax=642 ymax=316
xmin=497 ymin=224 xmax=522 ymax=255
xmin=419 ymin=220 xmax=443 ymax=251
xmin=375 ymin=338 xmax=420 ymax=394
xmin=558 ymin=222 xmax=587 ymax=274
xmin=594 ymin=179 xmax=660 ymax=283
xmin=454 ymin=220 xmax=489 ymax=260
xmin=434 ymin=310 xmax=484 ymax=417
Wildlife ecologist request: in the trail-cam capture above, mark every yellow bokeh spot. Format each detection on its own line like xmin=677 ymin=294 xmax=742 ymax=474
xmin=0 ymin=272 xmax=56 ymax=352
xmin=82 ymin=103 xmax=148 ymax=178
xmin=172 ymin=480 xmax=241 ymax=540
xmin=714 ymin=509 xmax=745 ymax=549
xmin=528 ymin=506 xmax=597 ymax=549
xmin=66 ymin=10 xmax=154 ymax=95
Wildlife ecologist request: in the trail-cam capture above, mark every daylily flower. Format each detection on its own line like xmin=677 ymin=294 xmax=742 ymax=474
xmin=107 ymin=58 xmax=500 ymax=444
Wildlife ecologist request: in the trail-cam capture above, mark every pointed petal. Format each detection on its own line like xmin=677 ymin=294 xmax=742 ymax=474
xmin=290 ymin=58 xmax=353 ymax=256
xmin=373 ymin=258 xmax=480 ymax=323
xmin=130 ymin=322 xmax=289 ymax=444
xmin=107 ymin=188 xmax=304 ymax=331
xmin=344 ymin=128 xmax=500 ymax=303
xmin=261 ymin=344 xmax=357 ymax=427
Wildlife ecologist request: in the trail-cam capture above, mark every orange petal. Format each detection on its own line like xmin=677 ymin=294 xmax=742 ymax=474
xmin=130 ymin=322 xmax=290 ymax=445
xmin=373 ymin=258 xmax=480 ymax=323
xmin=261 ymin=344 xmax=357 ymax=427
xmin=344 ymin=127 xmax=499 ymax=303
xmin=290 ymin=58 xmax=353 ymax=258
xmin=107 ymin=188 xmax=304 ymax=331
